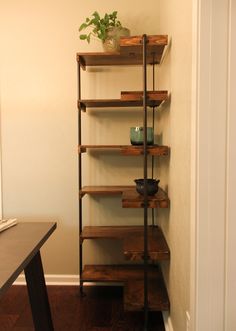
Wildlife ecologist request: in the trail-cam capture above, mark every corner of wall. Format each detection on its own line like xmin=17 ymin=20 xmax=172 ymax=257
xmin=0 ymin=99 xmax=2 ymax=219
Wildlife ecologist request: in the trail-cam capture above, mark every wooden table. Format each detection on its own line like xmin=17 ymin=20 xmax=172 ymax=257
xmin=0 ymin=222 xmax=57 ymax=331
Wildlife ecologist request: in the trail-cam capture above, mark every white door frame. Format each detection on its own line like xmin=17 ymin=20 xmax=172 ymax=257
xmin=191 ymin=0 xmax=235 ymax=330
xmin=224 ymin=1 xmax=236 ymax=329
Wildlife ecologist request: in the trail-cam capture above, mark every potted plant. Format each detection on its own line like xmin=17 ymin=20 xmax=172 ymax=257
xmin=79 ymin=11 xmax=130 ymax=52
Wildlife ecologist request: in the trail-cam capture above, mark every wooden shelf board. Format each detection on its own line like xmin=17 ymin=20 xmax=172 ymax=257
xmin=80 ymin=186 xmax=169 ymax=209
xmin=81 ymin=225 xmax=142 ymax=240
xmin=80 ymin=185 xmax=133 ymax=197
xmin=124 ymin=277 xmax=169 ymax=311
xmin=78 ymin=97 xmax=166 ymax=111
xmin=79 ymin=144 xmax=125 ymax=153
xmin=77 ymin=52 xmax=135 ymax=69
xmin=120 ymin=35 xmax=168 ymax=60
xmin=81 ymin=264 xmax=144 ymax=282
xmin=81 ymin=264 xmax=169 ymax=311
xmin=81 ymin=225 xmax=170 ymax=261
xmin=122 ymin=188 xmax=169 ymax=209
xmin=78 ymin=144 xmax=169 ymax=156
xmin=120 ymin=90 xmax=168 ymax=101
xmin=123 ymin=226 xmax=170 ymax=261
xmin=81 ymin=264 xmax=164 ymax=281
xmin=121 ymin=145 xmax=169 ymax=156
xmin=77 ymin=35 xmax=168 ymax=69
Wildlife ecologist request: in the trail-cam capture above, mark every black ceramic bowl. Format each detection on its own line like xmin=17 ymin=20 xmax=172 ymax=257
xmin=134 ymin=178 xmax=160 ymax=196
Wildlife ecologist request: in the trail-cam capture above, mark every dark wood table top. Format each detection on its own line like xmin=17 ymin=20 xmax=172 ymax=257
xmin=0 ymin=222 xmax=56 ymax=297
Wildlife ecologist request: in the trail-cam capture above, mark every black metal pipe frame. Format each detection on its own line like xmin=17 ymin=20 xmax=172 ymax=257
xmin=142 ymin=34 xmax=149 ymax=331
xmin=151 ymin=55 xmax=155 ymax=180
xmin=151 ymin=54 xmax=156 ymax=228
xmin=77 ymin=62 xmax=83 ymax=295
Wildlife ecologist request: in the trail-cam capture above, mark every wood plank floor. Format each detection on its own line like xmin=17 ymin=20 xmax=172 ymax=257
xmin=0 ymin=285 xmax=165 ymax=331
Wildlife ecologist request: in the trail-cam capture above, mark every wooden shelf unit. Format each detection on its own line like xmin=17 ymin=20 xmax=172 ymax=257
xmin=77 ymin=34 xmax=170 ymax=320
xmin=81 ymin=264 xmax=169 ymax=311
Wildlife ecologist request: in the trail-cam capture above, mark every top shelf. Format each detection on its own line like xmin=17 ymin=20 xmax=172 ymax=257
xmin=77 ymin=35 xmax=168 ymax=69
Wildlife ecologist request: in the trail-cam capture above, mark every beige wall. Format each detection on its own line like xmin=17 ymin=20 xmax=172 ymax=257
xmin=0 ymin=0 xmax=163 ymax=271
xmin=0 ymin=94 xmax=2 ymax=219
xmin=157 ymin=1 xmax=192 ymax=331
xmin=0 ymin=1 xmax=191 ymax=330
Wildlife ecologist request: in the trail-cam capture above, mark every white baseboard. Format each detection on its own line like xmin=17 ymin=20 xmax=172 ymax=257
xmin=14 ymin=273 xmax=80 ymax=286
xmin=163 ymin=312 xmax=174 ymax=331
xmin=14 ymin=274 xmax=122 ymax=287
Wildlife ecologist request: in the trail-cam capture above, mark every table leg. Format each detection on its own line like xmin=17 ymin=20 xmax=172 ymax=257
xmin=24 ymin=251 xmax=54 ymax=331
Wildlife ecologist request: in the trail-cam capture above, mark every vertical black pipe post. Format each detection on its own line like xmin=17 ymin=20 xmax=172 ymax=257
xmin=78 ymin=61 xmax=83 ymax=295
xmin=151 ymin=56 xmax=155 ymax=179
xmin=151 ymin=56 xmax=155 ymax=227
xmin=142 ymin=34 xmax=149 ymax=331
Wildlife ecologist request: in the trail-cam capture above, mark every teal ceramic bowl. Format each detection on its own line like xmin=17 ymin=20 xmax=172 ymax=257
xmin=130 ymin=127 xmax=154 ymax=145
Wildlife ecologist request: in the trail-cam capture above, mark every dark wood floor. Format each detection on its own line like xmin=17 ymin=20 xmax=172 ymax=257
xmin=0 ymin=285 xmax=165 ymax=331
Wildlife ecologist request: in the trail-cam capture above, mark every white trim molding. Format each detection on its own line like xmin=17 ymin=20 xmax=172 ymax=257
xmin=191 ymin=0 xmax=232 ymax=330
xmin=162 ymin=312 xmax=174 ymax=331
xmin=14 ymin=274 xmax=122 ymax=287
xmin=14 ymin=274 xmax=80 ymax=286
xmin=225 ymin=1 xmax=236 ymax=330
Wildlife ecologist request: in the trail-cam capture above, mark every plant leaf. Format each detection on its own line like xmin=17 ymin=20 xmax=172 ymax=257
xmin=79 ymin=23 xmax=88 ymax=31
xmin=79 ymin=34 xmax=88 ymax=40
xmin=93 ymin=11 xmax=100 ymax=20
xmin=79 ymin=10 xmax=123 ymax=42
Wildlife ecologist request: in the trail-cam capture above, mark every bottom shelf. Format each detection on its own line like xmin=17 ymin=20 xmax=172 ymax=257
xmin=81 ymin=264 xmax=169 ymax=311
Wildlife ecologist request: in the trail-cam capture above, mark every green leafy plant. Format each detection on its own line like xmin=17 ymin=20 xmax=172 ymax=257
xmin=79 ymin=11 xmax=122 ymax=43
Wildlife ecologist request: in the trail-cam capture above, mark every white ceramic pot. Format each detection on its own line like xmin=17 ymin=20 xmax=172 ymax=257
xmin=103 ymin=27 xmax=130 ymax=52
